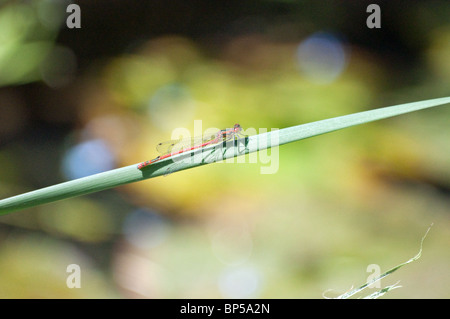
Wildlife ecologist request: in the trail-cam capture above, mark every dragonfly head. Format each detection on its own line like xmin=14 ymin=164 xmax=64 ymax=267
xmin=233 ymin=123 xmax=242 ymax=133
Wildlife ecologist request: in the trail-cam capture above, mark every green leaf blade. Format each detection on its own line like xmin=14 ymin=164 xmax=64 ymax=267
xmin=0 ymin=97 xmax=449 ymax=214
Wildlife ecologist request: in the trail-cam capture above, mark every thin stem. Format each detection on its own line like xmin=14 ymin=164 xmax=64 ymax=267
xmin=0 ymin=97 xmax=449 ymax=215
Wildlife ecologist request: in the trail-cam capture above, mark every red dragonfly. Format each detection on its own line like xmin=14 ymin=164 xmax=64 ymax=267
xmin=138 ymin=124 xmax=244 ymax=169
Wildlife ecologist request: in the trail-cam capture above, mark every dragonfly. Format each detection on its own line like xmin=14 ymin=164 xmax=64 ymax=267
xmin=138 ymin=124 xmax=245 ymax=169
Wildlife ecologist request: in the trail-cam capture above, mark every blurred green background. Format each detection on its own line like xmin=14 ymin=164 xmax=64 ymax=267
xmin=0 ymin=0 xmax=449 ymax=298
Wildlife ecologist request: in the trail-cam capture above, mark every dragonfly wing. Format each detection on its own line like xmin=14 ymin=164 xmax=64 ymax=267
xmin=202 ymin=133 xmax=217 ymax=143
xmin=156 ymin=136 xmax=208 ymax=155
xmin=156 ymin=138 xmax=183 ymax=155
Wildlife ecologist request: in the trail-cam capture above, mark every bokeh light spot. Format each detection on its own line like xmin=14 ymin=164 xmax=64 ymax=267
xmin=296 ymin=32 xmax=348 ymax=84
xmin=62 ymin=139 xmax=116 ymax=180
xmin=123 ymin=209 xmax=170 ymax=250
xmin=218 ymin=266 xmax=262 ymax=298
